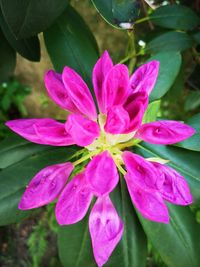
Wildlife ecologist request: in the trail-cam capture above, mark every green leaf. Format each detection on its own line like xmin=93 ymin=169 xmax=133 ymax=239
xmin=58 ymin=179 xmax=147 ymax=267
xmin=146 ymin=32 xmax=194 ymax=54
xmin=0 ymin=0 xmax=69 ymax=39
xmin=143 ymin=100 xmax=161 ymax=123
xmin=176 ymin=113 xmax=200 ymax=152
xmin=149 ymin=4 xmax=200 ymax=31
xmin=0 ymin=29 xmax=16 ymax=83
xmin=148 ymin=52 xmax=182 ymax=101
xmin=91 ymin=0 xmax=141 ymax=29
xmin=135 ymin=143 xmax=200 ymax=202
xmin=0 ymin=9 xmax=40 ymax=61
xmin=138 ymin=204 xmax=200 ymax=267
xmin=58 ymin=214 xmax=95 ymax=267
xmin=192 ymin=32 xmax=200 ymax=44
xmin=44 ymin=5 xmax=99 ymax=86
xmin=184 ymin=91 xmax=200 ymax=112
xmin=0 ymin=133 xmax=78 ymax=225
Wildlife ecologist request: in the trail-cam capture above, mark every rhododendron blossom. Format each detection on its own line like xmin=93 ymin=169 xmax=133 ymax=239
xmin=6 ymin=51 xmax=195 ymax=267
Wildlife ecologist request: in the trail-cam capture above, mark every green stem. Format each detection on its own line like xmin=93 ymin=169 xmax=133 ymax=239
xmin=134 ymin=16 xmax=150 ymax=24
xmin=115 ymin=139 xmax=141 ymax=150
xmin=127 ymin=30 xmax=137 ymax=74
xmin=72 ymin=149 xmax=101 ymax=167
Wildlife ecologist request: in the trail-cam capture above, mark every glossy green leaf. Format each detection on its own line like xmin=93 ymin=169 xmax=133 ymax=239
xmin=44 ymin=5 xmax=99 ymax=86
xmin=146 ymin=32 xmax=194 ymax=54
xmin=176 ymin=113 xmax=200 ymax=152
xmin=148 ymin=52 xmax=182 ymax=101
xmin=58 ymin=213 xmax=95 ymax=267
xmin=58 ymin=179 xmax=147 ymax=267
xmin=135 ymin=142 xmax=200 ymax=203
xmin=0 ymin=0 xmax=69 ymax=39
xmin=149 ymin=4 xmax=200 ymax=31
xmin=0 ymin=29 xmax=16 ymax=83
xmin=0 ymin=133 xmax=78 ymax=225
xmin=143 ymin=100 xmax=160 ymax=123
xmin=138 ymin=204 xmax=200 ymax=267
xmin=91 ymin=0 xmax=141 ymax=29
xmin=0 ymin=10 xmax=40 ymax=61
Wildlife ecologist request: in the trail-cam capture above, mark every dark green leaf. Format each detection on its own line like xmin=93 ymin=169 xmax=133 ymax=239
xmin=0 ymin=9 xmax=40 ymax=61
xmin=0 ymin=133 xmax=78 ymax=225
xmin=44 ymin=5 xmax=99 ymax=86
xmin=0 ymin=0 xmax=69 ymax=39
xmin=193 ymin=32 xmax=200 ymax=44
xmin=138 ymin=204 xmax=200 ymax=267
xmin=58 ymin=213 xmax=95 ymax=267
xmin=149 ymin=4 xmax=200 ymax=31
xmin=91 ymin=0 xmax=141 ymax=29
xmin=0 ymin=29 xmax=16 ymax=82
xmin=184 ymin=91 xmax=200 ymax=112
xmin=58 ymin=178 xmax=147 ymax=267
xmin=135 ymin=143 xmax=200 ymax=202
xmin=176 ymin=113 xmax=200 ymax=152
xmin=148 ymin=52 xmax=182 ymax=101
xmin=146 ymin=32 xmax=194 ymax=54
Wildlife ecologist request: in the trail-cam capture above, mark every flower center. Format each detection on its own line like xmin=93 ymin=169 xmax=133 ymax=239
xmin=85 ymin=114 xmax=141 ymax=173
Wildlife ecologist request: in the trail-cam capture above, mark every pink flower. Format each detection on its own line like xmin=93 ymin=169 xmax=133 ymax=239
xmin=6 ymin=51 xmax=195 ymax=267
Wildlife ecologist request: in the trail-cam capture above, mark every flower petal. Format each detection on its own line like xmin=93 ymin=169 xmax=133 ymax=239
xmin=44 ymin=70 xmax=79 ymax=113
xmin=56 ymin=172 xmax=93 ymax=225
xmin=92 ymin=51 xmax=113 ymax=112
xmin=153 ymin=162 xmax=193 ymax=205
xmin=104 ymin=105 xmax=130 ymax=134
xmin=62 ymin=66 xmax=97 ymax=120
xmin=129 ymin=60 xmax=159 ymax=95
xmin=6 ymin=119 xmax=74 ymax=146
xmin=123 ymin=151 xmax=157 ymax=189
xmin=102 ymin=64 xmax=129 ymax=113
xmin=125 ymin=173 xmax=169 ymax=223
xmin=85 ymin=151 xmax=119 ymax=196
xmin=65 ymin=114 xmax=100 ymax=147
xmin=19 ymin=162 xmax=74 ymax=210
xmin=125 ymin=101 xmax=145 ymax=133
xmin=89 ymin=196 xmax=124 ymax=267
xmin=135 ymin=120 xmax=196 ymax=145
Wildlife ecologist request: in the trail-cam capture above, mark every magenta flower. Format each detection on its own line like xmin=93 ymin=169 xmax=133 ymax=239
xmin=6 ymin=51 xmax=195 ymax=267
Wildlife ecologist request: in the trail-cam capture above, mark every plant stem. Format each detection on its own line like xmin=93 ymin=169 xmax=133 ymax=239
xmin=72 ymin=149 xmax=100 ymax=167
xmin=127 ymin=30 xmax=137 ymax=74
xmin=134 ymin=16 xmax=150 ymax=24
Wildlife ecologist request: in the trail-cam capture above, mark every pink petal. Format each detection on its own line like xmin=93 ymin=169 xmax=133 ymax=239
xmin=101 ymin=64 xmax=129 ymax=113
xmin=19 ymin=162 xmax=74 ymax=210
xmin=92 ymin=51 xmax=113 ymax=112
xmin=6 ymin=119 xmax=74 ymax=146
xmin=123 ymin=151 xmax=157 ymax=189
xmin=62 ymin=66 xmax=97 ymax=120
xmin=135 ymin=120 xmax=196 ymax=145
xmin=129 ymin=60 xmax=159 ymax=95
xmin=153 ymin=162 xmax=192 ymax=205
xmin=44 ymin=70 xmax=79 ymax=113
xmin=56 ymin=172 xmax=93 ymax=225
xmin=89 ymin=196 xmax=124 ymax=267
xmin=65 ymin=114 xmax=100 ymax=147
xmin=125 ymin=173 xmax=169 ymax=223
xmin=104 ymin=105 xmax=130 ymax=134
xmin=85 ymin=151 xmax=119 ymax=196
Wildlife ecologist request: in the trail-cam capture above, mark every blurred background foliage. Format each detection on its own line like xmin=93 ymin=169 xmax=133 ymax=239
xmin=0 ymin=0 xmax=200 ymax=267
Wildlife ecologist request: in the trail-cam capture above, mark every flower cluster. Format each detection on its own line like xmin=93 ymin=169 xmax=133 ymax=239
xmin=6 ymin=51 xmax=195 ymax=267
